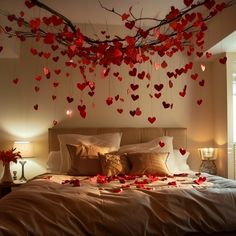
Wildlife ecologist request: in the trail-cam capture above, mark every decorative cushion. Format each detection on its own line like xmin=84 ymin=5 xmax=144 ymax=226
xmin=174 ymin=149 xmax=190 ymax=171
xmin=66 ymin=143 xmax=110 ymax=176
xmin=127 ymin=152 xmax=170 ymax=176
xmin=118 ymin=136 xmax=174 ymax=154
xmin=58 ymin=132 xmax=122 ymax=173
xmin=99 ymin=153 xmax=130 ymax=177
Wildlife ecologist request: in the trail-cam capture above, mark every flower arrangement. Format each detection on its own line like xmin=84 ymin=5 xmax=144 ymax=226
xmin=0 ymin=148 xmax=21 ymax=166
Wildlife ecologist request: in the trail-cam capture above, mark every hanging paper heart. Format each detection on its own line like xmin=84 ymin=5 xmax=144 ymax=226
xmin=129 ymin=110 xmax=136 ymax=117
xmin=53 ymin=81 xmax=59 ymax=87
xmin=206 ymin=52 xmax=212 ymax=59
xmin=129 ymin=68 xmax=137 ymax=77
xmin=162 ymin=101 xmax=170 ymax=109
xmin=35 ymin=75 xmax=42 ymax=82
xmin=148 ymin=116 xmax=156 ymax=124
xmin=179 ymin=91 xmax=186 ymax=97
xmin=88 ymin=91 xmax=95 ymax=96
xmin=52 ymin=95 xmax=56 ymax=100
xmin=121 ymin=13 xmax=130 ymax=21
xmin=117 ymin=108 xmax=123 ymax=114
xmin=52 ymin=56 xmax=59 ymax=62
xmin=125 ymin=20 xmax=135 ymax=30
xmin=167 ymin=72 xmax=174 ymax=78
xmin=191 ymin=73 xmax=198 ymax=80
xmin=25 ymin=0 xmax=35 ymax=8
xmin=34 ymin=86 xmax=40 ymax=92
xmin=30 ymin=48 xmax=37 ymax=55
xmin=154 ymin=84 xmax=164 ymax=91
xmin=51 ymin=45 xmax=59 ymax=51
xmin=199 ymin=80 xmax=205 ymax=86
xmin=135 ymin=107 xmax=142 ymax=116
xmin=159 ymin=141 xmax=165 ymax=148
xmin=77 ymin=82 xmax=87 ymax=91
xmin=12 ymin=78 xmax=19 ymax=84
xmin=137 ymin=71 xmax=145 ymax=80
xmin=219 ymin=56 xmax=227 ymax=64
xmin=179 ymin=148 xmax=186 ymax=155
xmin=106 ymin=97 xmax=113 ymax=105
xmin=33 ymin=104 xmax=38 ymax=110
xmin=130 ymin=84 xmax=139 ymax=91
xmin=161 ymin=61 xmax=168 ymax=68
xmin=66 ymin=96 xmax=74 ymax=103
xmin=131 ymin=94 xmax=139 ymax=101
xmin=154 ymin=93 xmax=161 ymax=99
xmin=197 ymin=99 xmax=203 ymax=105
xmin=78 ymin=105 xmax=86 ymax=118
xmin=184 ymin=0 xmax=193 ymax=7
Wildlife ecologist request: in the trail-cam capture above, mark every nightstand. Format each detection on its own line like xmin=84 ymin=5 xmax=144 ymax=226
xmin=199 ymin=159 xmax=217 ymax=175
xmin=0 ymin=181 xmax=26 ymax=198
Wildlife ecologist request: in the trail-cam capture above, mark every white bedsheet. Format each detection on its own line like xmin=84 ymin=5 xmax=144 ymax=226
xmin=0 ymin=172 xmax=236 ymax=236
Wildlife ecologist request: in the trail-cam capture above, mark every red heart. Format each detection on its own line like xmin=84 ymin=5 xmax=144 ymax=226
xmin=196 ymin=51 xmax=203 ymax=58
xmin=168 ymin=181 xmax=177 ymax=186
xmin=43 ymin=52 xmax=51 ymax=59
xmin=154 ymin=84 xmax=164 ymax=91
xmin=148 ymin=117 xmax=156 ymax=124
xmin=194 ymin=176 xmax=206 ymax=185
xmin=167 ymin=72 xmax=174 ymax=78
xmin=53 ymin=56 xmax=59 ymax=62
xmin=51 ymin=45 xmax=59 ymax=51
xmin=30 ymin=48 xmax=37 ymax=55
xmin=125 ymin=21 xmax=135 ymax=30
xmin=106 ymin=97 xmax=113 ymax=106
xmin=191 ymin=73 xmax=198 ymax=80
xmin=169 ymin=80 xmax=173 ymax=88
xmin=206 ymin=52 xmax=212 ymax=59
xmin=30 ymin=18 xmax=41 ymax=30
xmin=78 ymin=105 xmax=86 ymax=112
xmin=179 ymin=91 xmax=186 ymax=97
xmin=197 ymin=99 xmax=203 ymax=105
xmin=66 ymin=96 xmax=74 ymax=103
xmin=131 ymin=94 xmax=139 ymax=101
xmin=53 ymin=81 xmax=59 ymax=87
xmin=117 ymin=108 xmax=123 ymax=114
xmin=5 ymin=26 xmax=12 ymax=32
xmin=113 ymin=72 xmax=119 ymax=77
xmin=204 ymin=0 xmax=215 ymax=9
xmin=80 ymin=110 xmax=87 ymax=119
xmin=125 ymin=36 xmax=135 ymax=45
xmin=199 ymin=80 xmax=205 ymax=86
xmin=184 ymin=0 xmax=193 ymax=7
xmin=146 ymin=73 xmax=151 ymax=80
xmin=34 ymin=86 xmax=40 ymax=92
xmin=25 ymin=0 xmax=35 ymax=8
xmin=44 ymin=33 xmax=55 ymax=44
xmin=159 ymin=141 xmax=165 ymax=148
xmin=162 ymin=101 xmax=170 ymax=109
xmin=12 ymin=78 xmax=19 ymax=84
xmin=130 ymin=84 xmax=139 ymax=91
xmin=33 ymin=104 xmax=38 ymax=110
xmin=135 ymin=107 xmax=142 ymax=116
xmin=219 ymin=56 xmax=227 ymax=64
xmin=129 ymin=110 xmax=136 ymax=117
xmin=179 ymin=148 xmax=186 ymax=155
xmin=137 ymin=71 xmax=145 ymax=80
xmin=35 ymin=75 xmax=42 ymax=82
xmin=88 ymin=91 xmax=95 ymax=97
xmin=121 ymin=13 xmax=130 ymax=21
xmin=52 ymin=95 xmax=56 ymax=100
xmin=129 ymin=68 xmax=137 ymax=77
xmin=77 ymin=83 xmax=87 ymax=91
xmin=161 ymin=61 xmax=168 ymax=69
xmin=54 ymin=69 xmax=61 ymax=75
xmin=154 ymin=93 xmax=162 ymax=99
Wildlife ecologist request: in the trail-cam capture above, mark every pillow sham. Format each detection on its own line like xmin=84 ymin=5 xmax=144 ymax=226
xmin=127 ymin=152 xmax=170 ymax=176
xmin=47 ymin=151 xmax=62 ymax=173
xmin=173 ymin=149 xmax=190 ymax=171
xmin=117 ymin=136 xmax=173 ymax=154
xmin=66 ymin=143 xmax=110 ymax=176
xmin=58 ymin=132 xmax=122 ymax=173
xmin=99 ymin=153 xmax=130 ymax=177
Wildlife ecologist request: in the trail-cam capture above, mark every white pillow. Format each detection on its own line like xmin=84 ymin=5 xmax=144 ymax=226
xmin=47 ymin=151 xmax=62 ymax=173
xmin=118 ymin=136 xmax=174 ymax=154
xmin=174 ymin=149 xmax=190 ymax=171
xmin=58 ymin=132 xmax=122 ymax=173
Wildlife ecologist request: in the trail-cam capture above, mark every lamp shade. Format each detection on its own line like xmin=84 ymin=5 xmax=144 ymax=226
xmin=199 ymin=147 xmax=217 ymax=160
xmin=14 ymin=141 xmax=33 ymax=158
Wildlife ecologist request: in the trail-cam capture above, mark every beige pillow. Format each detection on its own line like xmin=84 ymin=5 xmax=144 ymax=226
xmin=58 ymin=132 xmax=122 ymax=173
xmin=66 ymin=144 xmax=110 ymax=176
xmin=127 ymin=152 xmax=170 ymax=176
xmin=99 ymin=153 xmax=130 ymax=177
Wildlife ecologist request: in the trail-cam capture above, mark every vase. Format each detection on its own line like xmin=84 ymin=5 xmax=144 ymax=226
xmin=1 ymin=162 xmax=13 ymax=184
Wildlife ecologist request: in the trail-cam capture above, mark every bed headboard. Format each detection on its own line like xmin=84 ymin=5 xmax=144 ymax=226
xmin=48 ymin=127 xmax=187 ymax=152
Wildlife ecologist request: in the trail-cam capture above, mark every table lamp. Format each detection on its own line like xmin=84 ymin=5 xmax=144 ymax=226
xmin=199 ymin=147 xmax=217 ymax=160
xmin=14 ymin=141 xmax=33 ymax=182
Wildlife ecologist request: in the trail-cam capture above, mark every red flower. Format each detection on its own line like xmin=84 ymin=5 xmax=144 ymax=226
xmin=0 ymin=148 xmax=21 ymax=165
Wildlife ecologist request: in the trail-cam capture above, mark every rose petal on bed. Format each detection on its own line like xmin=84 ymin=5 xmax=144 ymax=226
xmin=194 ymin=176 xmax=206 ymax=185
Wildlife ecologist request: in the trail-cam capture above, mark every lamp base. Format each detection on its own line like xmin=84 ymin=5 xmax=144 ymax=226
xmin=19 ymin=160 xmax=27 ymax=182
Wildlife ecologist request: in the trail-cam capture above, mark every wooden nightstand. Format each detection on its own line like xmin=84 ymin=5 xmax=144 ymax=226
xmin=199 ymin=159 xmax=217 ymax=175
xmin=0 ymin=181 xmax=26 ymax=198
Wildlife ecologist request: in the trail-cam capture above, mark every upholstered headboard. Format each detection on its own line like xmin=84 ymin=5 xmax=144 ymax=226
xmin=48 ymin=127 xmax=187 ymax=152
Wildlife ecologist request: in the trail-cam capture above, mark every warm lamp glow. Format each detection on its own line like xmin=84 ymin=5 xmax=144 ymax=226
xmin=199 ymin=147 xmax=217 ymax=160
xmin=14 ymin=141 xmax=33 ymax=158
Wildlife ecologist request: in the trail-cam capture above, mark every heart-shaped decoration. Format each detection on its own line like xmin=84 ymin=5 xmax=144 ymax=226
xmin=159 ymin=141 xmax=165 ymax=148
xmin=35 ymin=75 xmax=42 ymax=82
xmin=53 ymin=81 xmax=59 ymax=87
xmin=169 ymin=80 xmax=173 ymax=88
xmin=117 ymin=108 xmax=123 ymax=114
xmin=25 ymin=0 xmax=35 ymax=8
xmin=154 ymin=93 xmax=161 ymax=99
xmin=154 ymin=83 xmax=164 ymax=92
xmin=51 ymin=45 xmax=59 ymax=51
xmin=12 ymin=78 xmax=19 ymax=84
xmin=66 ymin=96 xmax=74 ymax=103
xmin=194 ymin=176 xmax=206 ymax=185
xmin=162 ymin=101 xmax=170 ymax=109
xmin=88 ymin=91 xmax=95 ymax=97
xmin=137 ymin=71 xmax=145 ymax=80
xmin=54 ymin=69 xmax=61 ymax=75
xmin=52 ymin=95 xmax=56 ymax=100
xmin=106 ymin=97 xmax=113 ymax=106
xmin=30 ymin=48 xmax=37 ymax=55
xmin=179 ymin=91 xmax=186 ymax=97
xmin=196 ymin=51 xmax=203 ymax=57
xmin=129 ymin=110 xmax=136 ymax=117
xmin=219 ymin=56 xmax=227 ymax=64
xmin=191 ymin=73 xmax=198 ymax=80
xmin=129 ymin=68 xmax=137 ymax=77
xmin=43 ymin=52 xmax=51 ymax=59
xmin=179 ymin=148 xmax=186 ymax=155
xmin=184 ymin=0 xmax=193 ymax=7
xmin=135 ymin=107 xmax=142 ymax=116
xmin=146 ymin=73 xmax=151 ymax=80
xmin=53 ymin=56 xmax=59 ymax=62
xmin=115 ymin=95 xmax=119 ymax=101
xmin=131 ymin=94 xmax=139 ymax=101
xmin=33 ymin=104 xmax=38 ymax=110
xmin=77 ymin=83 xmax=87 ymax=91
xmin=148 ymin=116 xmax=156 ymax=124
xmin=34 ymin=86 xmax=40 ymax=92
xmin=197 ymin=99 xmax=203 ymax=105
xmin=167 ymin=71 xmax=174 ymax=78
xmin=113 ymin=72 xmax=119 ymax=77
xmin=206 ymin=52 xmax=212 ymax=59
xmin=161 ymin=61 xmax=168 ymax=69
xmin=199 ymin=80 xmax=205 ymax=86
xmin=130 ymin=84 xmax=139 ymax=91
xmin=125 ymin=20 xmax=135 ymax=30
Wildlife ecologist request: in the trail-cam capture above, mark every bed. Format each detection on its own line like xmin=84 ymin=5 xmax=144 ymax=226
xmin=0 ymin=127 xmax=236 ymax=236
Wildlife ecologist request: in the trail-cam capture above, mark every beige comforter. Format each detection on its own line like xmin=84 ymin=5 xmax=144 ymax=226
xmin=0 ymin=173 xmax=236 ymax=236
